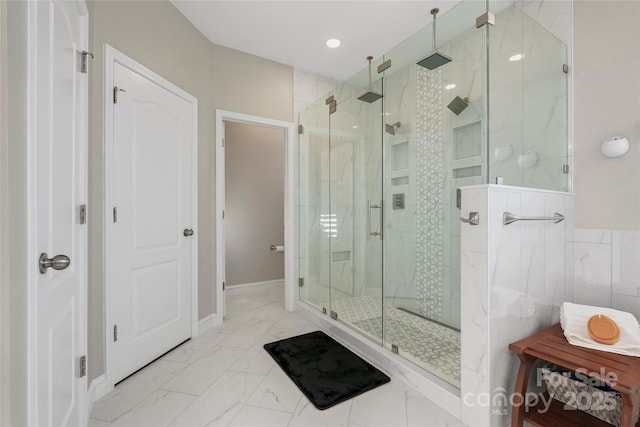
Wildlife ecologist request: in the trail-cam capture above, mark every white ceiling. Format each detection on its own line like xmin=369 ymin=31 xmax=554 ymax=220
xmin=170 ymin=1 xmax=460 ymax=82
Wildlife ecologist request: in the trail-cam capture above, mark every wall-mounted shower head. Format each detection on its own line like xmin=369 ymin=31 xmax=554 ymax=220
xmin=417 ymin=8 xmax=452 ymax=70
xmin=358 ymin=56 xmax=383 ymax=103
xmin=447 ymin=96 xmax=469 ymax=115
xmin=385 ymin=122 xmax=401 ymax=135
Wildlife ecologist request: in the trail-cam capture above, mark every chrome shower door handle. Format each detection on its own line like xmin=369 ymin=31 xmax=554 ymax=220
xmin=39 ymin=253 xmax=71 ymax=274
xmin=459 ymin=212 xmax=479 ymax=226
xmin=367 ymin=200 xmax=383 ymax=239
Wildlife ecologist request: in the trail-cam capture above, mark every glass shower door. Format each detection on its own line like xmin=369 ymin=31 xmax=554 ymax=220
xmin=328 ymin=80 xmax=384 ymax=344
xmin=298 ymin=97 xmax=331 ymax=313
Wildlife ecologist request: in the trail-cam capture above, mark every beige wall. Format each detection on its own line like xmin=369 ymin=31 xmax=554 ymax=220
xmin=573 ymin=0 xmax=640 ymax=229
xmin=0 ymin=2 xmax=11 ymax=424
xmin=87 ymin=0 xmax=292 ymax=380
xmin=225 ymin=122 xmax=285 ymax=286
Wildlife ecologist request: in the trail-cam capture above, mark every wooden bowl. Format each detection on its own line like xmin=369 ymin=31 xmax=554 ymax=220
xmin=588 ymin=314 xmax=620 ymax=345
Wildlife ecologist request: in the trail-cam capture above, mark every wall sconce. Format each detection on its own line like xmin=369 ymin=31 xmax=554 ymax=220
xmin=601 ymin=136 xmax=630 ymax=158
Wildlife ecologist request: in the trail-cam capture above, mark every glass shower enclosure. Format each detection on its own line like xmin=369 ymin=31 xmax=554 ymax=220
xmin=298 ymin=0 xmax=568 ymax=390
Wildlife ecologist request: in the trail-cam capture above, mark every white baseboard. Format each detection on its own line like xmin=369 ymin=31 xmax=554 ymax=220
xmin=87 ymin=374 xmax=112 ymax=417
xmin=227 ymin=279 xmax=284 ymax=291
xmin=197 ymin=313 xmax=220 ymax=335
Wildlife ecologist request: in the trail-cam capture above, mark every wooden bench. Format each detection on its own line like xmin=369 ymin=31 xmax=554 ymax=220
xmin=509 ymin=323 xmax=640 ymax=427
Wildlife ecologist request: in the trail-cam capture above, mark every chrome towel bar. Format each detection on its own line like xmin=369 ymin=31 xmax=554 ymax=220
xmin=503 ymin=212 xmax=565 ymax=225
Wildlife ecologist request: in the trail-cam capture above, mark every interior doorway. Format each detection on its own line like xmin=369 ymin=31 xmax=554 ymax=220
xmin=224 ymin=122 xmax=285 ymax=291
xmin=214 ymin=110 xmax=296 ymax=322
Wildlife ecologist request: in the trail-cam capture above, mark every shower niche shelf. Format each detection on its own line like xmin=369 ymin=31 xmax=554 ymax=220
xmin=388 ymin=139 xmax=410 ymax=186
xmin=452 ymin=120 xmax=481 ymax=161
xmin=451 ymin=120 xmax=482 ymax=180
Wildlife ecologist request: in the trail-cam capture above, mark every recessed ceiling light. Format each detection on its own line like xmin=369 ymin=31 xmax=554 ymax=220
xmin=509 ymin=53 xmax=525 ymax=62
xmin=326 ymin=38 xmax=341 ymax=48
xmin=445 ymin=83 xmax=456 ymax=90
xmin=352 ymin=125 xmax=358 ymax=129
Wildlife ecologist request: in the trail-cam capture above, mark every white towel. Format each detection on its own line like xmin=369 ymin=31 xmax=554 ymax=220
xmin=560 ymin=302 xmax=640 ymax=357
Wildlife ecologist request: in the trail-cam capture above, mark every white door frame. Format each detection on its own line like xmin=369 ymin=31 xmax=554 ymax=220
xmin=103 ymin=44 xmax=198 ymax=389
xmin=215 ymin=110 xmax=296 ymax=320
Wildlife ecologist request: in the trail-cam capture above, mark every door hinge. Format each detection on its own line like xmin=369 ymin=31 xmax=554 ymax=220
xmin=222 ymin=138 xmax=225 ymax=148
xmin=79 ymin=355 xmax=87 ymax=378
xmin=391 ymin=344 xmax=399 ymax=354
xmin=298 ymin=124 xmax=304 ymax=135
xmin=298 ymin=277 xmax=304 ymax=288
xmin=113 ymin=207 xmax=117 ymax=223
xmin=222 ymin=209 xmax=225 ymax=219
xmin=223 ymin=281 xmax=226 ymax=291
xmin=563 ymin=64 xmax=569 ymax=74
xmin=113 ymin=325 xmax=118 ymax=342
xmin=79 ymin=204 xmax=87 ymax=224
xmin=329 ymin=100 xmax=337 ymax=115
xmin=377 ymin=59 xmax=391 ymax=74
xmin=330 ymin=310 xmax=338 ymax=320
xmin=563 ymin=164 xmax=570 ymax=174
xmin=113 ymin=86 xmax=126 ymax=104
xmin=80 ymin=51 xmax=94 ymax=74
xmin=325 ymin=95 xmax=334 ymax=105
xmin=475 ymin=11 xmax=496 ymax=28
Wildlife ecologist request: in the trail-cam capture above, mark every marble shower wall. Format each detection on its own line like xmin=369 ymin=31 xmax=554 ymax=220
xmin=572 ymin=228 xmax=640 ymax=318
xmin=489 ymin=4 xmax=569 ymax=192
xmin=460 ymin=184 xmax=574 ymax=427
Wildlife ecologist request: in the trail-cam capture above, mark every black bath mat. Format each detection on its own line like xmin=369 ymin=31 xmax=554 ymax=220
xmin=263 ymin=331 xmax=390 ymax=410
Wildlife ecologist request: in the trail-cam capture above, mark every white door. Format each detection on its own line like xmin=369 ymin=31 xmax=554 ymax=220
xmin=110 ymin=61 xmax=195 ymax=383
xmin=32 ymin=0 xmax=88 ymax=425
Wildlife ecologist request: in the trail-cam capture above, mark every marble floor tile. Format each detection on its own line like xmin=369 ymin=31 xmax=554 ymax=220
xmin=228 ymin=405 xmax=293 ymax=427
xmin=288 ymin=398 xmax=352 ymax=427
xmin=405 ymin=388 xmax=465 ymax=427
xmin=219 ymin=318 xmax=277 ymax=349
xmin=230 ymin=340 xmax=276 ymax=376
xmin=91 ymin=283 xmax=467 ymax=427
xmin=246 ymin=365 xmax=304 ymax=413
xmin=88 ymin=419 xmax=111 ymax=427
xmin=169 ymin=370 xmax=265 ymax=427
xmin=91 ymin=360 xmax=188 ymax=422
xmin=265 ymin=312 xmax=314 ymax=339
xmin=162 ymin=329 xmax=231 ymax=364
xmin=109 ymin=389 xmax=195 ymax=427
xmin=348 ymin=379 xmax=408 ymax=427
xmin=161 ymin=346 xmax=246 ymax=395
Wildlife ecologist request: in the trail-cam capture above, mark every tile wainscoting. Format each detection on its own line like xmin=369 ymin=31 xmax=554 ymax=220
xmin=460 ymin=184 xmax=575 ymax=427
xmin=573 ymin=228 xmax=640 ymax=317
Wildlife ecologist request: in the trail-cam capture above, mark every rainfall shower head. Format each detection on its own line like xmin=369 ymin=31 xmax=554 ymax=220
xmin=447 ymin=96 xmax=469 ymax=115
xmin=358 ymin=56 xmax=383 ymax=103
xmin=417 ymin=8 xmax=452 ymax=70
xmin=417 ymin=52 xmax=453 ymax=70
xmin=359 ymin=91 xmax=383 ymax=103
xmin=385 ymin=122 xmax=401 ymax=135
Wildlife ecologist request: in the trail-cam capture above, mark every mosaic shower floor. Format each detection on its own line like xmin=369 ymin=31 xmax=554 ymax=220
xmin=331 ymin=296 xmax=461 ymax=388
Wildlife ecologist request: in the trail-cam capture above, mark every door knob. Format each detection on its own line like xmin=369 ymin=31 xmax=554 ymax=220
xmin=183 ymin=228 xmax=194 ymax=237
xmin=39 ymin=253 xmax=71 ymax=274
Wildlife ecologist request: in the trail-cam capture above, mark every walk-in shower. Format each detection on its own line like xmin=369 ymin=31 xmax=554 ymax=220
xmin=298 ymin=0 xmax=569 ymax=392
